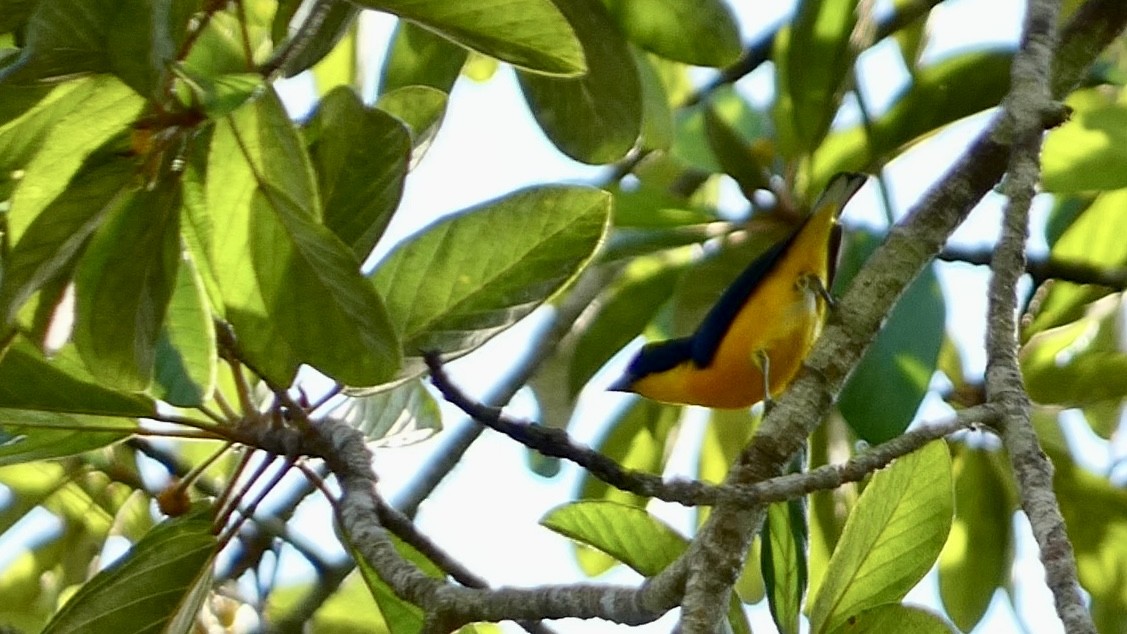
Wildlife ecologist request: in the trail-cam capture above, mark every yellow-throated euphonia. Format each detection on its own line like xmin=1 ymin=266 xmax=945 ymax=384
xmin=609 ymin=173 xmax=867 ymax=408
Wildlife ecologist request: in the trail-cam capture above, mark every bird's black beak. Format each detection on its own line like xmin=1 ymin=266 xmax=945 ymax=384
xmin=607 ymin=373 xmax=635 ymax=393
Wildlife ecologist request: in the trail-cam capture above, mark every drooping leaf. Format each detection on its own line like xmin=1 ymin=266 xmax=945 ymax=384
xmin=354 ymin=0 xmax=584 ymax=76
xmin=73 ymin=183 xmax=181 ymax=391
xmin=341 ymin=526 xmax=443 ymax=634
xmin=380 ymin=20 xmax=467 ymax=94
xmin=542 ymin=500 xmax=687 ymax=576
xmin=6 ymin=76 xmax=144 ymax=244
xmin=206 ymin=89 xmax=401 ymax=387
xmin=704 ymin=104 xmax=772 ymax=197
xmin=772 ymin=0 xmax=861 ymax=158
xmin=152 ymin=253 xmax=217 ymax=407
xmin=0 ymin=409 xmax=138 ymax=465
xmin=334 ymin=379 xmax=441 ymax=446
xmin=762 ymin=499 xmax=807 ymax=634
xmin=938 ymin=445 xmax=1014 ymax=633
xmin=41 ymin=507 xmax=218 ymax=634
xmin=0 ymin=339 xmax=155 ymax=416
xmin=1043 ymin=103 xmax=1127 ymax=192
xmin=306 ymin=86 xmax=410 ymax=259
xmin=517 ymin=0 xmax=642 ymax=163
xmin=0 ymin=158 xmax=135 ymax=326
xmin=808 ymin=440 xmax=953 ymax=634
xmin=632 ymin=49 xmax=675 ymax=152
xmin=604 ymin=0 xmax=740 ymax=67
xmin=372 ymin=185 xmax=610 ymax=377
xmin=673 ymin=85 xmax=771 ymax=177
xmin=271 ymin=1 xmax=359 ymax=78
xmin=836 ymin=231 xmax=945 ymax=442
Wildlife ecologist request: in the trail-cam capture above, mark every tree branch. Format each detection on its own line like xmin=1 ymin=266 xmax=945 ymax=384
xmin=987 ymin=0 xmax=1094 ymax=631
xmin=939 ymin=246 xmax=1127 ymax=289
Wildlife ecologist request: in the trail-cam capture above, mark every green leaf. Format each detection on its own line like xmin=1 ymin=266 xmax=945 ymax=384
xmin=938 ymin=445 xmax=1014 ymax=633
xmin=575 ymin=399 xmax=679 ymax=574
xmin=273 ymin=2 xmax=359 ymax=78
xmin=704 ymin=104 xmax=771 ymax=197
xmin=1043 ymin=103 xmax=1127 ymax=192
xmin=41 ymin=507 xmax=218 ymax=634
xmin=0 ymin=0 xmax=37 ymax=33
xmin=6 ymin=76 xmax=144 ymax=244
xmin=672 ymin=85 xmax=770 ymax=177
xmin=206 ymin=89 xmax=401 ymax=387
xmin=0 ymin=339 xmax=155 ymax=416
xmin=0 ymin=82 xmax=74 ymax=176
xmin=826 ymin=603 xmax=957 ymax=634
xmin=810 ymin=49 xmax=1012 ymax=194
xmin=568 ymin=259 xmax=683 ymax=396
xmin=342 ymin=529 xmax=443 ymax=634
xmin=632 ymin=49 xmax=675 ymax=152
xmin=375 ymin=85 xmax=449 ymax=169
xmin=1022 ymin=294 xmax=1127 ymax=407
xmin=808 ymin=440 xmax=953 ymax=634
xmin=380 ymin=20 xmax=467 ymax=94
xmin=0 ymin=409 xmax=137 ymax=465
xmin=0 ymin=0 xmax=115 ymax=82
xmin=517 ymin=0 xmax=641 ymax=163
xmin=772 ymin=0 xmax=860 ymax=158
xmin=73 ymin=184 xmax=181 ymax=391
xmin=372 ymin=185 xmax=609 ymax=377
xmin=542 ymin=500 xmax=687 ymax=576
xmin=604 ymin=0 xmax=740 ymax=67
xmin=836 ymin=231 xmax=945 ymax=443
xmin=892 ymin=0 xmax=929 ymax=74
xmin=307 ymin=86 xmax=411 ymax=259
xmin=0 ymin=158 xmax=135 ymax=325
xmin=762 ymin=500 xmax=807 ymax=634
xmin=335 ymin=379 xmax=441 ymax=445
xmin=106 ymin=0 xmax=193 ymax=98
xmin=153 ymin=253 xmax=217 ymax=407
xmin=355 ymin=0 xmax=584 ymax=76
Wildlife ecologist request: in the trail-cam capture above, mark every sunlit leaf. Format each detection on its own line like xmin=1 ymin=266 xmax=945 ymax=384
xmin=0 ymin=409 xmax=137 ymax=465
xmin=153 ymin=253 xmax=217 ymax=407
xmin=542 ymin=500 xmax=687 ymax=576
xmin=826 ymin=603 xmax=956 ymax=634
xmin=375 ymin=85 xmax=448 ymax=169
xmin=356 ymin=0 xmax=584 ymax=76
xmin=372 ymin=186 xmax=609 ymax=378
xmin=604 ymin=0 xmax=740 ymax=67
xmin=206 ymin=89 xmax=401 ymax=387
xmin=1043 ymin=103 xmax=1127 ymax=192
xmin=809 ymin=441 xmax=953 ymax=633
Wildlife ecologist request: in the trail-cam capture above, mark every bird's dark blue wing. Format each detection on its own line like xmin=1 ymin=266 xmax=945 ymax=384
xmin=689 ymin=227 xmax=804 ymax=368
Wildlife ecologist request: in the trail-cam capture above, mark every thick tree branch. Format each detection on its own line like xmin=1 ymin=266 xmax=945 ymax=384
xmin=674 ymin=1 xmax=1127 ymax=630
xmin=987 ymin=1 xmax=1094 ymax=632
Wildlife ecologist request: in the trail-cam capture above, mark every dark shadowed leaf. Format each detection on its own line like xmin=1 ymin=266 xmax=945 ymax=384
xmin=372 ymin=186 xmax=609 ymax=377
xmin=271 ymin=1 xmax=359 ymax=78
xmin=375 ymin=85 xmax=449 ymax=169
xmin=106 ymin=0 xmax=194 ymax=97
xmin=0 ymin=339 xmax=155 ymax=416
xmin=206 ymin=89 xmax=400 ymax=387
xmin=836 ymin=231 xmax=945 ymax=443
xmin=0 ymin=0 xmax=115 ymax=82
xmin=809 ymin=441 xmax=953 ymax=634
xmin=41 ymin=507 xmax=217 ymax=634
xmin=604 ymin=0 xmax=740 ymax=67
xmin=307 ymin=86 xmax=411 ymax=259
xmin=73 ymin=184 xmax=181 ymax=391
xmin=355 ymin=0 xmax=584 ymax=76
xmin=380 ymin=20 xmax=467 ymax=94
xmin=633 ymin=49 xmax=675 ymax=152
xmin=517 ymin=0 xmax=641 ymax=163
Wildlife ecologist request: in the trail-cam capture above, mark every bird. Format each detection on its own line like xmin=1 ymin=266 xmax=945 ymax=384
xmin=608 ymin=173 xmax=867 ymax=409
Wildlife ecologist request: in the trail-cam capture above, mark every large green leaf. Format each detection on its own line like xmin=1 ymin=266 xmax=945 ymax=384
xmin=356 ymin=0 xmax=584 ymax=76
xmin=836 ymin=231 xmax=945 ymax=443
xmin=0 ymin=159 xmax=135 ymax=326
xmin=379 ymin=20 xmax=467 ymax=94
xmin=106 ymin=0 xmax=194 ymax=98
xmin=375 ymin=85 xmax=449 ymax=169
xmin=603 ymin=0 xmax=740 ymax=67
xmin=306 ymin=86 xmax=410 ymax=259
xmin=0 ymin=339 xmax=155 ymax=416
xmin=808 ymin=440 xmax=953 ymax=634
xmin=206 ymin=89 xmax=401 ymax=387
xmin=1043 ymin=103 xmax=1127 ymax=192
xmin=762 ymin=499 xmax=807 ymax=634
xmin=372 ymin=185 xmax=609 ymax=376
xmin=542 ymin=500 xmax=687 ymax=576
xmin=772 ymin=0 xmax=860 ymax=158
xmin=825 ymin=604 xmax=956 ymax=634
xmin=0 ymin=82 xmax=75 ymax=176
xmin=73 ymin=184 xmax=180 ymax=391
xmin=517 ymin=0 xmax=641 ymax=163
xmin=938 ymin=445 xmax=1014 ymax=633
xmin=6 ymin=76 xmax=144 ymax=243
xmin=0 ymin=0 xmax=115 ymax=82
xmin=0 ymin=409 xmax=137 ymax=465
xmin=41 ymin=507 xmax=217 ymax=634
xmin=342 ymin=527 xmax=442 ymax=634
